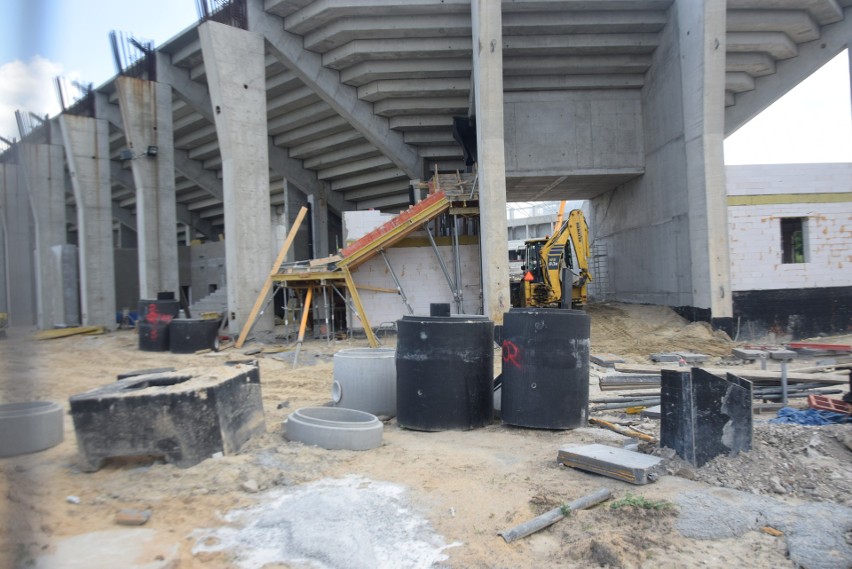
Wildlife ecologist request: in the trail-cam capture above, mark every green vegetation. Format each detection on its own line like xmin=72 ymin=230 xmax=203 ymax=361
xmin=609 ymin=493 xmax=674 ymax=511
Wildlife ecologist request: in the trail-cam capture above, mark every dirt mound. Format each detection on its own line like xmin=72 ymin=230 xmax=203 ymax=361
xmin=588 ymin=302 xmax=734 ymax=360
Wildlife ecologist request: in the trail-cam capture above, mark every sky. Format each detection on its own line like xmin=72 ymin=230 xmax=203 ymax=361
xmin=0 ymin=1 xmax=850 ymax=165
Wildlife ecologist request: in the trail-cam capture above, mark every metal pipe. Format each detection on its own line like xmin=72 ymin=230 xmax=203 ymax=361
xmin=322 ymin=284 xmax=331 ymax=345
xmin=379 ymin=249 xmax=413 ymax=314
xmin=451 ymin=216 xmax=463 ymax=313
xmin=425 ymin=223 xmax=460 ymax=308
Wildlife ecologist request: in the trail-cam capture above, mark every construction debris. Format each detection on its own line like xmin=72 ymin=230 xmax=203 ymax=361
xmin=498 ymin=487 xmax=612 ymax=543
xmin=588 ymin=417 xmax=656 ymax=443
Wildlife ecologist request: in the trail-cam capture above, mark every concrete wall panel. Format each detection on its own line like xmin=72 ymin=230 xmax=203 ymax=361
xmin=504 ymin=90 xmax=643 ymax=175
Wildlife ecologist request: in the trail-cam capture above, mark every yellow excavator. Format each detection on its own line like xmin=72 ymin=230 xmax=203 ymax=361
xmin=512 ymin=207 xmax=592 ymax=309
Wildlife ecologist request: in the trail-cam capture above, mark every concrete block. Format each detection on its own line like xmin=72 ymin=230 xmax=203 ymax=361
xmin=557 ymin=443 xmax=664 ymax=485
xmin=660 ymin=368 xmax=752 ymax=467
xmin=69 ymin=364 xmax=265 ymax=471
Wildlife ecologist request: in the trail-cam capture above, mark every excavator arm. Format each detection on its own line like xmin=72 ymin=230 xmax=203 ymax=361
xmin=520 ymin=209 xmax=591 ymax=308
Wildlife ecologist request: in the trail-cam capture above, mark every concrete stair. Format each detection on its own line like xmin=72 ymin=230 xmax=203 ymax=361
xmin=189 ymin=287 xmax=228 ymax=317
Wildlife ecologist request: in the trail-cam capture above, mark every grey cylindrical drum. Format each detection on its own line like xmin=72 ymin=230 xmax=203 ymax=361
xmin=501 ymin=308 xmax=590 ymax=429
xmin=396 ymin=315 xmax=493 ymax=431
xmin=332 ymin=348 xmax=397 ymax=417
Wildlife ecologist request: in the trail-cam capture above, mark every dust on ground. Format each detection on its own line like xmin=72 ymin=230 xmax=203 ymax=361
xmin=0 ymin=302 xmax=849 ymax=569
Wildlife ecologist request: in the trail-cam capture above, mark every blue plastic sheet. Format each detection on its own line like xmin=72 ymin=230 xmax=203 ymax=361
xmin=769 ymin=407 xmax=851 ymax=425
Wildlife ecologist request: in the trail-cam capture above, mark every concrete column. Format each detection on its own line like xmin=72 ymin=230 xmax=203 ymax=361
xmin=0 ymin=160 xmax=37 ymax=326
xmin=60 ymin=115 xmax=117 ymax=328
xmin=678 ymin=0 xmax=733 ymax=326
xmin=471 ymin=0 xmax=510 ymax=325
xmin=308 ymin=190 xmax=329 ymax=258
xmin=116 ymin=76 xmax=179 ymax=299
xmin=19 ymin=144 xmax=68 ymax=328
xmin=0 ymin=201 xmax=6 ymax=315
xmin=199 ymin=21 xmax=273 ymax=333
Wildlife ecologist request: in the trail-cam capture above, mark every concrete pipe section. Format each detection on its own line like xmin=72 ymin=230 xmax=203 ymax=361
xmin=285 ymin=407 xmax=383 ymax=451
xmin=332 ymin=347 xmax=396 ymax=417
xmin=0 ymin=401 xmax=64 ymax=457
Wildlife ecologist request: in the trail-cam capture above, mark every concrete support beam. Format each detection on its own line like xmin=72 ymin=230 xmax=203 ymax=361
xmin=247 ymin=0 xmax=421 ymax=179
xmin=725 ymin=11 xmax=852 ymax=135
xmin=19 ymin=144 xmax=69 ymax=328
xmin=199 ymin=20 xmax=274 ymax=333
xmin=679 ymin=0 xmax=732 ymax=323
xmin=59 ymin=115 xmax=116 ymax=328
xmin=340 ymin=58 xmax=472 ymax=86
xmin=173 ymin=149 xmax=224 ymax=201
xmin=0 ymin=161 xmax=36 ymax=326
xmin=472 ymin=0 xmax=510 ymax=324
xmin=116 ymin=77 xmax=180 ymax=299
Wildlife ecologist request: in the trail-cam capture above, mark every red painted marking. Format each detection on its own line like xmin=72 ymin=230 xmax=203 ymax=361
xmin=502 ymin=340 xmax=521 ymax=369
xmin=144 ymin=303 xmax=173 ymax=325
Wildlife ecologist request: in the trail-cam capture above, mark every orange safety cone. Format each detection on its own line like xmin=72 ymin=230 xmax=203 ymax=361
xmin=523 ymin=271 xmax=534 ymax=282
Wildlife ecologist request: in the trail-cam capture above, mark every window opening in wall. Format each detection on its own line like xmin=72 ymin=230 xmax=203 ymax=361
xmin=780 ymin=217 xmax=806 ymax=264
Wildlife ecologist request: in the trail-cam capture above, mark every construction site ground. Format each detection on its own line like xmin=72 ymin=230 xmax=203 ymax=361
xmin=1 ymin=302 xmax=851 ymax=568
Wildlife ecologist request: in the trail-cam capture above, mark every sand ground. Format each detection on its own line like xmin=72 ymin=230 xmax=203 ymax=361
xmin=1 ymin=303 xmax=850 ymax=568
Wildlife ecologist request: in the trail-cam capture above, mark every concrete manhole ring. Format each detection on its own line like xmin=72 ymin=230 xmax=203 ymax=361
xmin=285 ymin=407 xmax=383 ymax=451
xmin=0 ymin=401 xmax=64 ymax=457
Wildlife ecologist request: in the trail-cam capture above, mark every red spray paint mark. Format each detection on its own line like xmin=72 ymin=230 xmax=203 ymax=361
xmin=502 ymin=340 xmax=521 ymax=369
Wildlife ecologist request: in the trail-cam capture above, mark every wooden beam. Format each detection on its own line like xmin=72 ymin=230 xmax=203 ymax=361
xmin=235 ymin=206 xmax=308 ymax=348
xmin=342 ymin=266 xmax=378 ymax=348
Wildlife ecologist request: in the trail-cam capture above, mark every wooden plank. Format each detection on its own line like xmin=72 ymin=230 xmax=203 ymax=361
xmin=354 ymin=284 xmax=398 ymax=294
xmin=309 ymin=255 xmax=342 ymax=267
xmin=235 ymin=206 xmax=308 ymax=349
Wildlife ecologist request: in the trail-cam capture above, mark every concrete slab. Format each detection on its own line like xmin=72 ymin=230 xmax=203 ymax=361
xmin=677 ymin=352 xmax=709 ymax=363
xmin=650 ymin=353 xmax=680 ymax=362
xmin=590 ymin=353 xmax=626 ymax=367
xmin=33 ymin=529 xmax=179 ymax=569
xmin=732 ymin=348 xmax=766 ymax=360
xmin=599 ymin=372 xmax=660 ymax=390
xmin=769 ymin=349 xmax=797 ymax=361
xmin=557 ymin=443 xmax=664 ymax=485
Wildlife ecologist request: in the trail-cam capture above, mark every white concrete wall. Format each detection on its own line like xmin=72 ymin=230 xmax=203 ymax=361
xmin=727 ymin=163 xmax=852 ymax=291
xmin=343 ymin=211 xmax=481 ymax=330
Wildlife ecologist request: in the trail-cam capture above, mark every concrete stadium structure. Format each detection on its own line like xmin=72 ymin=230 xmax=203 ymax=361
xmin=1 ymin=0 xmax=851 ymax=335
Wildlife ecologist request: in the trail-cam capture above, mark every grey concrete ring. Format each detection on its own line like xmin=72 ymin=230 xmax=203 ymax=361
xmin=285 ymin=407 xmax=383 ymax=451
xmin=0 ymin=401 xmax=64 ymax=457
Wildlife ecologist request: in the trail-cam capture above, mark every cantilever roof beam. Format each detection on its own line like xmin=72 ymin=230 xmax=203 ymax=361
xmin=247 ymin=0 xmax=421 ymax=180
xmin=157 ymin=49 xmax=348 ymax=215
